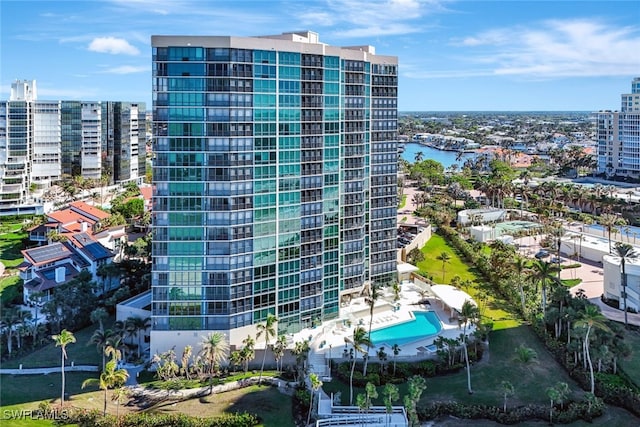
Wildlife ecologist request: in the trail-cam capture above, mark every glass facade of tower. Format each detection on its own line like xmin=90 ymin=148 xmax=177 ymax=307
xmin=150 ymin=33 xmax=397 ymax=346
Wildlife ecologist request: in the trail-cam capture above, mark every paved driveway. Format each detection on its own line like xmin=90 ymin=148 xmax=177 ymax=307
xmin=513 ymin=235 xmax=640 ymax=327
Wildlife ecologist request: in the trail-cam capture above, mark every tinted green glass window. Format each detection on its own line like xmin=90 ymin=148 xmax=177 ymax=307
xmin=168 ymin=47 xmax=204 ymax=61
xmin=279 ymin=52 xmax=300 ymax=65
xmin=324 ymin=56 xmax=339 ymax=68
xmin=254 ymin=94 xmax=276 ymax=107
xmin=168 ymin=78 xmax=205 ymax=91
xmin=167 ymin=63 xmax=205 ymax=76
xmin=254 ymin=50 xmax=276 ymax=64
xmin=279 ymin=66 xmax=300 ymax=79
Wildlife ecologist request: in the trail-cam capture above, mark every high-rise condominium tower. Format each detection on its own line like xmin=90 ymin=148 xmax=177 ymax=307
xmin=0 ymin=80 xmax=146 ymax=214
xmin=597 ymin=77 xmax=640 ymax=178
xmin=150 ymin=31 xmax=398 ymax=353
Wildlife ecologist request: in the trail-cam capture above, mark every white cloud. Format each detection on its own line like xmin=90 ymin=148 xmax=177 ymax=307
xmin=297 ymin=0 xmax=448 ymax=38
xmin=88 ymin=37 xmax=140 ymax=55
xmin=451 ymin=18 xmax=640 ymax=78
xmin=100 ymin=65 xmax=149 ymax=74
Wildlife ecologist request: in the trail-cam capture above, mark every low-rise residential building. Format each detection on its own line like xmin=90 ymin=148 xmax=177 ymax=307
xmin=603 ymin=254 xmax=640 ymax=312
xmin=20 ymin=201 xmax=117 ymax=304
xmin=19 ymin=235 xmax=114 ymax=305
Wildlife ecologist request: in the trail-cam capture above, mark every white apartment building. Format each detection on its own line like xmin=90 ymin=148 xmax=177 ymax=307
xmin=597 ymin=77 xmax=640 ymax=178
xmin=603 ymin=254 xmax=640 ymax=312
xmin=0 ymin=80 xmax=146 ymax=214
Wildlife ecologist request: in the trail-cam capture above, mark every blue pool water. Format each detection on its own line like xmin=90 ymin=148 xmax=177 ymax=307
xmin=370 ymin=311 xmax=442 ymax=346
xmin=588 ymin=223 xmax=640 ymax=239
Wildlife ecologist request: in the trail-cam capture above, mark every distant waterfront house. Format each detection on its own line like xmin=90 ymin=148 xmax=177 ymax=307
xmin=94 ymin=224 xmax=128 ymax=261
xmin=27 ymin=200 xmax=111 ymax=245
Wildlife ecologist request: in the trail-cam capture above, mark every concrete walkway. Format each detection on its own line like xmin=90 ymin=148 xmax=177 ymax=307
xmin=588 ymin=297 xmax=640 ymax=327
xmin=0 ymin=362 xmax=146 ymax=383
xmin=0 ymin=365 xmax=99 ymax=375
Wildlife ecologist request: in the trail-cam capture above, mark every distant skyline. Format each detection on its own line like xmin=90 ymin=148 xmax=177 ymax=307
xmin=1 ymin=0 xmax=639 ymax=111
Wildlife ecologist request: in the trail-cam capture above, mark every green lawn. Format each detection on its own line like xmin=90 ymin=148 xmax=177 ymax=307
xmin=620 ymin=329 xmax=640 ymax=388
xmin=0 ymin=275 xmax=22 ymax=306
xmin=157 ymin=384 xmax=295 ymax=427
xmin=1 ymin=317 xmax=114 ymax=369
xmin=324 ymin=325 xmax=582 ymax=408
xmin=417 ymin=233 xmax=520 ymax=330
xmin=399 ymin=194 xmax=407 ymax=209
xmin=0 ymin=372 xmax=98 ymax=407
xmin=0 ymin=376 xmax=294 ymax=427
xmin=0 ymin=230 xmax=27 ymax=269
xmin=0 ymin=226 xmax=27 ymax=305
xmin=562 ymin=278 xmax=583 ymax=287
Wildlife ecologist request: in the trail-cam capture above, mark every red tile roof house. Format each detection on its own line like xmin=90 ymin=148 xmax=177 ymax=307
xmin=27 ymin=200 xmax=111 ymax=245
xmin=20 ymin=201 xmax=118 ymax=305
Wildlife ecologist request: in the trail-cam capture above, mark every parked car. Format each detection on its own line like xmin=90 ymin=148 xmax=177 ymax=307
xmin=534 ymin=250 xmax=550 ymax=259
xmin=550 ymin=256 xmax=562 ymax=264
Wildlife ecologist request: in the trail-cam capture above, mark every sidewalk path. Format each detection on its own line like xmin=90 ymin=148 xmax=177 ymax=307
xmin=0 ymin=365 xmax=99 ymax=375
xmin=587 ymin=296 xmax=640 ymax=327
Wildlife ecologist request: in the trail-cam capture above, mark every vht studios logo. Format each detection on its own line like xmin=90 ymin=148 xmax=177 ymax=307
xmin=2 ymin=408 xmax=70 ymax=420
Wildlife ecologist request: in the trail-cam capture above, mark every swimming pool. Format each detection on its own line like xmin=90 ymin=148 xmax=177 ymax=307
xmin=370 ymin=311 xmax=442 ymax=346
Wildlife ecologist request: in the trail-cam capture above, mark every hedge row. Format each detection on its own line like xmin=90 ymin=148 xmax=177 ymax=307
xmin=419 ymin=399 xmax=604 ymax=425
xmin=333 ymin=359 xmax=467 ymax=388
xmin=56 ymin=409 xmax=259 ymax=427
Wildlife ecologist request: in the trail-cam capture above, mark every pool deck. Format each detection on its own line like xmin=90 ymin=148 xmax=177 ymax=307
xmin=294 ymin=282 xmax=474 ymax=377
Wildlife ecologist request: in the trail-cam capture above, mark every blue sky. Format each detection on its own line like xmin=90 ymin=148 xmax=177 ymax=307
xmin=1 ymin=0 xmax=639 ymax=111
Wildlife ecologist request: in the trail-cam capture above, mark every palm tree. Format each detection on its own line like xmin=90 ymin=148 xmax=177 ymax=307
xmin=1 ymin=307 xmax=20 ymax=356
xmin=382 ymin=383 xmax=400 ymax=427
xmin=105 ymin=333 xmax=125 ymax=362
xmin=82 ymin=356 xmax=129 ymax=416
xmin=256 ymin=314 xmax=278 ymax=384
xmin=611 ymin=242 xmax=638 ymax=329
xmin=363 ymin=285 xmax=380 ymax=376
xmin=89 ymin=328 xmax=116 ymax=371
xmin=435 ymin=251 xmax=451 ymax=282
xmin=547 ymin=224 xmax=564 ymax=279
xmin=306 ymin=373 xmax=323 ymax=427
xmin=513 ymin=256 xmax=529 ymax=314
xmin=14 ymin=309 xmax=32 ymax=351
xmin=599 ymin=213 xmax=619 ymax=254
xmin=555 ymin=381 xmax=569 ymax=409
xmin=414 ymin=151 xmax=424 ymax=163
xmin=273 ymin=335 xmax=287 ymax=373
xmin=199 ymin=332 xmax=229 ymax=392
xmin=292 ymin=340 xmax=310 ymax=381
xmin=347 ymin=326 xmax=371 ymax=405
xmin=391 ymin=343 xmax=401 ymax=376
xmin=52 ymin=329 xmax=76 ymax=406
xmin=459 ymin=300 xmax=479 ymax=394
xmin=111 ymin=387 xmax=129 ymax=422
xmin=180 ymin=345 xmax=193 ymax=379
xmin=90 ymin=307 xmax=109 ymax=332
xmin=404 ymin=375 xmax=427 ymax=427
xmin=529 ymin=259 xmax=560 ymax=316
xmin=547 ymin=385 xmax=560 ymax=424
xmin=575 ymin=305 xmax=611 ymax=394
xmin=513 ymin=344 xmax=538 ymax=365
xmin=501 ymin=380 xmax=515 ymax=412
xmin=125 ymin=316 xmax=150 ymax=359
xmin=28 ymin=291 xmax=46 ymax=347
xmin=241 ymin=335 xmax=256 ymax=374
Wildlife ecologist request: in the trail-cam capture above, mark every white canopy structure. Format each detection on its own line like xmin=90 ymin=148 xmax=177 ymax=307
xmin=397 ymin=263 xmax=419 ymax=283
xmin=429 ymin=284 xmax=475 ymax=316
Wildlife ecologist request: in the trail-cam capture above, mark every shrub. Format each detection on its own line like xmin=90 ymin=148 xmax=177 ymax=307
xmin=417 ymin=398 xmax=604 ymax=425
xmin=58 ymin=409 xmax=259 ymax=427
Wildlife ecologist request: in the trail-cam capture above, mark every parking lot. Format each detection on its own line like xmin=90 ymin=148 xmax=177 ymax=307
xmin=513 ymin=235 xmax=605 ymax=299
